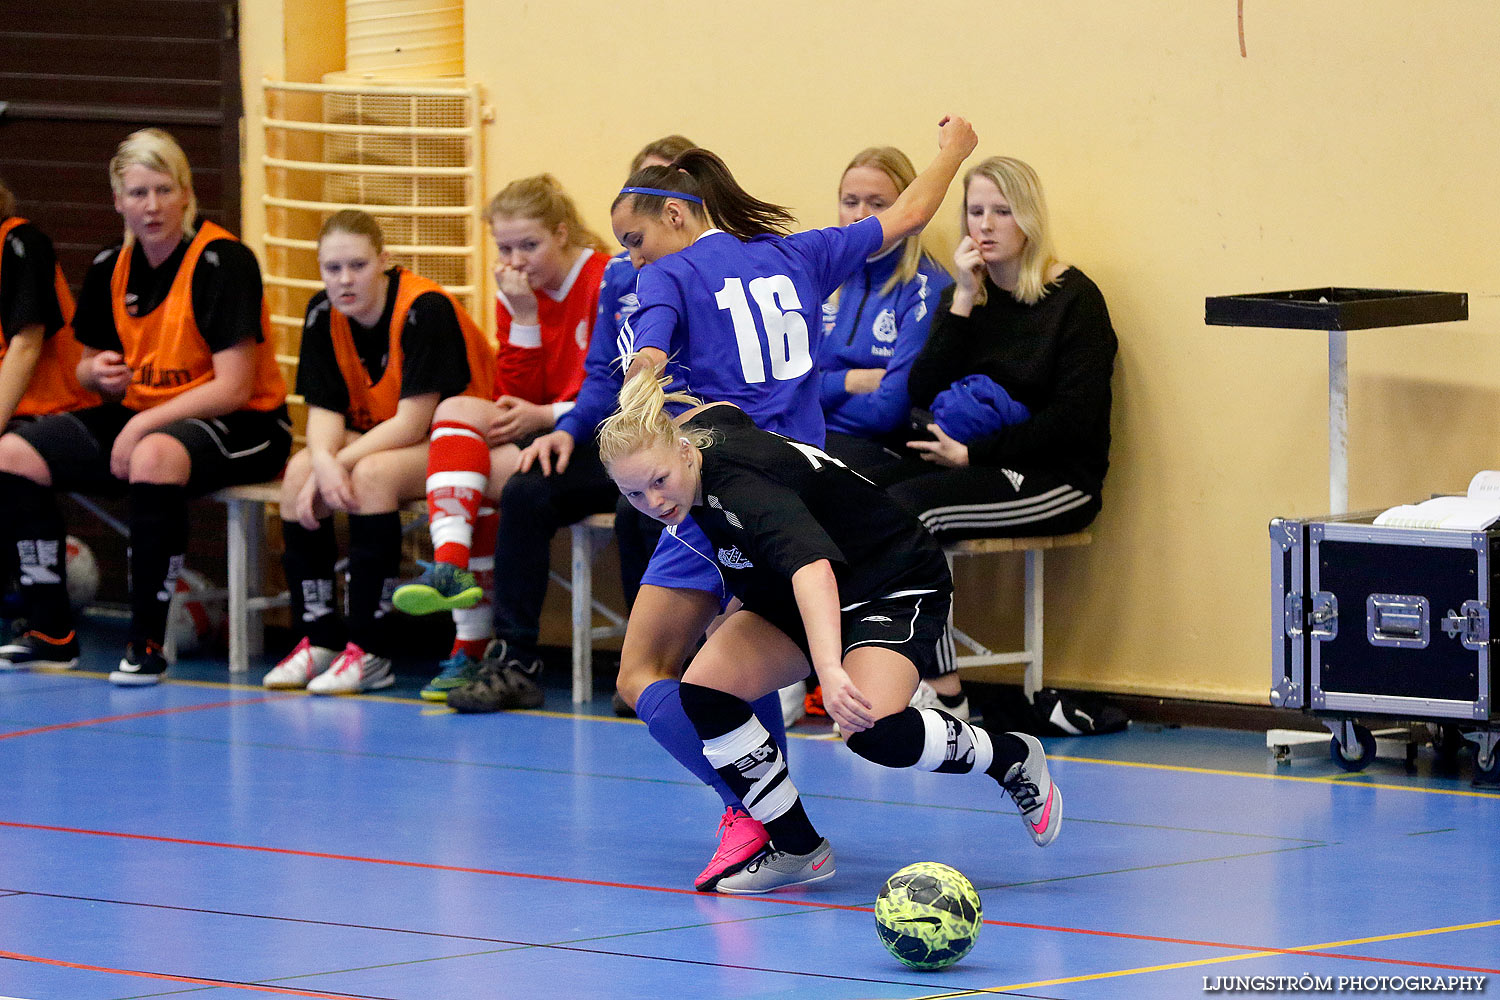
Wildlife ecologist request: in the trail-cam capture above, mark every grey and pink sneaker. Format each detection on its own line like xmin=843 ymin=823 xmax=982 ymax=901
xmin=1000 ymin=732 xmax=1063 ymax=847
xmin=715 ymin=838 xmax=835 ymax=895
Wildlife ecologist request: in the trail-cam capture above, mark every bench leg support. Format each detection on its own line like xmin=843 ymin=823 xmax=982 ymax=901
xmin=1024 ymin=549 xmax=1043 ymax=700
xmin=226 ymin=498 xmax=254 ymax=675
xmin=570 ymin=523 xmax=592 ymax=705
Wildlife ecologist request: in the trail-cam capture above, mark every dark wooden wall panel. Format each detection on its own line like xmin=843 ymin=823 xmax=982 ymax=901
xmin=5 ymin=35 xmax=222 ymax=80
xmin=0 ymin=0 xmax=242 ymax=290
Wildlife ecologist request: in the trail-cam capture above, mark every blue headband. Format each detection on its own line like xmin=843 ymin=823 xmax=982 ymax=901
xmin=619 ymin=186 xmax=703 ymax=205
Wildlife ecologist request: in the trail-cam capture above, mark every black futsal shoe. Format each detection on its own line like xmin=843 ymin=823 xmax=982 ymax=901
xmin=110 ymin=641 xmax=169 ymax=686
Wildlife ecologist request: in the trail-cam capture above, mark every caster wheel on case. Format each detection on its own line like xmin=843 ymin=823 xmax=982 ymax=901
xmin=1331 ymin=725 xmax=1377 ymax=772
xmin=1475 ymin=747 xmax=1500 ymax=785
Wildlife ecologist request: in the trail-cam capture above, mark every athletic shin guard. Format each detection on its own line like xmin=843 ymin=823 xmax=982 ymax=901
xmin=346 ymin=512 xmax=401 ymax=654
xmin=679 ymin=681 xmax=819 ymax=854
xmin=2 ymin=472 xmax=70 ymax=637
xmin=426 ymin=421 xmax=490 ymax=568
xmin=281 ymin=517 xmax=343 ymax=649
xmin=128 ymin=482 xmax=189 ymax=647
xmin=845 ymin=707 xmax=996 ymax=775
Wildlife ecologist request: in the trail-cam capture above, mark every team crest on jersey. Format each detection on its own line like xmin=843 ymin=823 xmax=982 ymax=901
xmin=717 ymin=546 xmax=753 ymax=570
xmin=575 ymin=319 xmax=589 ymax=350
xmin=872 ymin=308 xmax=898 ymax=343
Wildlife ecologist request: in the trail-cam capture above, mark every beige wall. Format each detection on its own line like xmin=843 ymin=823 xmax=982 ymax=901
xmin=243 ymin=0 xmax=1500 ymax=703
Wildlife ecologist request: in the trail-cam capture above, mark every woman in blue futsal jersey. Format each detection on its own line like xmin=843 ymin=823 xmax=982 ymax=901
xmin=598 ymin=376 xmax=1062 ymax=893
xmin=599 ymin=114 xmax=978 ymax=892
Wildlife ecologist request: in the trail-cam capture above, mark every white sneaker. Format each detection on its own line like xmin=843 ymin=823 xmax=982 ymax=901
xmin=909 ymin=679 xmax=970 ymax=721
xmin=307 ymin=641 xmax=394 ymax=695
xmin=779 ymin=682 xmax=807 ymax=727
xmin=263 ymin=637 xmax=339 ymax=689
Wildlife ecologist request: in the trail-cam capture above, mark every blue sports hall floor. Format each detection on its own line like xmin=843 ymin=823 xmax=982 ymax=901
xmin=3 ymin=620 xmax=1497 ymax=999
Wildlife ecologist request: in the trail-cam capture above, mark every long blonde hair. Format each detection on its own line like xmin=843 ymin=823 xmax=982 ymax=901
xmin=487 ymin=174 xmax=608 ymax=254
xmin=597 ymin=367 xmax=713 ymax=470
xmin=109 ymin=128 xmax=198 ymax=248
xmin=962 ymin=156 xmax=1061 ymax=307
xmin=842 ymin=146 xmax=947 ymax=296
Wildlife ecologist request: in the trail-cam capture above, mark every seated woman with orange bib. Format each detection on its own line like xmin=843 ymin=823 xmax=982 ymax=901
xmin=0 ymin=128 xmax=291 ymax=684
xmin=262 ymin=209 xmax=493 ymax=695
xmin=0 ymin=175 xmax=100 ymax=655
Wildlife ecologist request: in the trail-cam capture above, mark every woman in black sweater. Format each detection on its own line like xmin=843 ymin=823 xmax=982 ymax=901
xmin=875 ymin=156 xmax=1117 ymax=709
xmin=891 ymin=155 xmax=1116 ymax=541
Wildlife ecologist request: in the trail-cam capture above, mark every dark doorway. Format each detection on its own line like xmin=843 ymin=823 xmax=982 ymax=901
xmin=0 ymin=0 xmax=244 ymax=291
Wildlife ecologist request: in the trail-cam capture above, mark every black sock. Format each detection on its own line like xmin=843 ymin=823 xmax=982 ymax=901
xmin=2 ymin=472 xmax=72 ymax=638
xmin=281 ymin=518 xmax=344 ymax=649
xmin=937 ymin=690 xmax=967 ymax=709
xmin=128 ymin=483 xmax=189 ymax=647
xmin=985 ymin=731 xmax=1030 ymax=781
xmin=679 ymin=681 xmax=820 ymax=855
xmin=346 ymin=512 xmax=401 ymax=656
xmin=0 ymin=517 xmax=21 ymax=620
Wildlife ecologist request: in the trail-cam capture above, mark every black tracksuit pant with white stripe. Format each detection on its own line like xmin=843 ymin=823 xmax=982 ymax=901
xmin=892 ymin=462 xmax=1099 ymax=679
xmin=822 ymin=433 xmax=1100 ymax=543
xmin=885 ymin=463 xmax=1100 ymax=543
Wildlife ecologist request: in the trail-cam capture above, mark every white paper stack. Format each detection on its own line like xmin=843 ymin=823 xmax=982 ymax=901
xmin=1373 ymin=471 xmax=1500 ymax=530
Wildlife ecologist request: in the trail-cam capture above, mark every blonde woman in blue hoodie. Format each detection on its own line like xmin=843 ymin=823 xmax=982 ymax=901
xmin=817 ymin=146 xmax=953 ymax=475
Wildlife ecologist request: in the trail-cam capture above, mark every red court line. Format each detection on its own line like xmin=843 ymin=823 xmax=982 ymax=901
xmin=4 ymin=818 xmax=1497 ymax=976
xmin=0 ymin=695 xmax=291 ymax=741
xmin=0 ymin=949 xmax=395 ymax=999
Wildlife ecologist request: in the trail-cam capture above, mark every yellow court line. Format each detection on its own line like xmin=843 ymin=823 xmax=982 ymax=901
xmin=37 ymin=670 xmax=1500 ymax=781
xmin=929 ymin=916 xmax=1500 ymax=997
xmin=1050 ymin=752 xmax=1500 ymax=800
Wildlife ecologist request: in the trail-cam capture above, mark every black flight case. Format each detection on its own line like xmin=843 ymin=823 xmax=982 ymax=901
xmin=1271 ymin=511 xmax=1500 ymax=781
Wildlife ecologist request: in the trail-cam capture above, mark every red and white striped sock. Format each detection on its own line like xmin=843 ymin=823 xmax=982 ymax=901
xmin=426 ymin=420 xmax=490 ymax=568
xmin=451 ymin=507 xmax=497 ymax=660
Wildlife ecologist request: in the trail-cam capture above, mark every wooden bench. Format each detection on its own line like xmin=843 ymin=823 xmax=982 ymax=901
xmin=210 ymin=482 xmax=429 ymax=675
xmin=214 ymin=486 xmax=623 ymax=704
xmin=943 ymin=531 xmax=1092 ymax=699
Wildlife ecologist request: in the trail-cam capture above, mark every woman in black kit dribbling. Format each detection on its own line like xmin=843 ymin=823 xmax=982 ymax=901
xmin=598 ymin=370 xmax=1064 ymax=895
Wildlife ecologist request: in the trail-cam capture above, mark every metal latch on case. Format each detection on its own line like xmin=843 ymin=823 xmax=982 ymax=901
xmin=1440 ymin=600 xmax=1490 ymax=651
xmin=1309 ymin=592 xmax=1338 ymax=641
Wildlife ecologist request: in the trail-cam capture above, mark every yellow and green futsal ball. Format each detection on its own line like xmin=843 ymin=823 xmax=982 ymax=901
xmin=874 ymin=861 xmax=983 ymax=970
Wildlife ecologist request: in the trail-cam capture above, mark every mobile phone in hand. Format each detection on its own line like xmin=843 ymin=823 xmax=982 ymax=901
xmin=908 ymin=408 xmax=937 ymax=441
